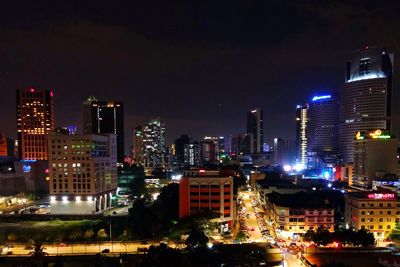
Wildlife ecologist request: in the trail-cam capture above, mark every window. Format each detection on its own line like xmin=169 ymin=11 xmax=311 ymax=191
xmin=387 ymin=225 xmax=391 ymax=230
xmin=359 ymin=58 xmax=371 ymax=76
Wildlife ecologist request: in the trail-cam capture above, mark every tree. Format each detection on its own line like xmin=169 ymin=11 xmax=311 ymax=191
xmin=129 ymin=176 xmax=145 ymax=198
xmin=303 ymin=230 xmax=316 ymax=242
xmin=7 ymin=233 xmax=17 ymax=242
xmin=389 ymin=222 xmax=400 ymax=243
xmin=68 ymin=229 xmax=82 ymax=242
xmin=29 ymin=240 xmax=49 ymax=267
xmin=235 ymin=231 xmax=247 ymax=243
xmin=83 ymin=229 xmax=94 ymax=241
xmin=97 ymin=229 xmax=108 ymax=240
xmin=185 ymin=228 xmax=209 ymax=249
xmin=355 ymin=228 xmax=374 ymax=247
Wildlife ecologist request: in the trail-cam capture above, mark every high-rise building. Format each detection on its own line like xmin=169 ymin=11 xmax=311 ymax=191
xmin=296 ymin=104 xmax=308 ymax=165
xmin=247 ymin=108 xmax=264 ymax=154
xmin=184 ymin=142 xmax=200 ymax=167
xmin=142 ymin=118 xmax=167 ymax=168
xmin=174 ymin=134 xmax=190 ymax=167
xmin=340 ymin=46 xmax=394 ymax=163
xmin=307 ymin=94 xmax=340 ymax=167
xmin=133 ymin=126 xmax=143 ymax=164
xmin=0 ymin=134 xmax=8 ymax=157
xmin=353 ymin=130 xmax=400 ymax=189
xmin=230 ymin=133 xmax=253 ymax=160
xmin=273 ymin=138 xmax=296 ymax=166
xmin=203 ymin=136 xmax=225 ymax=158
xmin=82 ymin=96 xmax=124 ymax=162
xmin=48 ymin=132 xmax=117 ymax=214
xmin=200 ymin=140 xmax=217 ymax=165
xmin=17 ymin=88 xmax=55 ymax=160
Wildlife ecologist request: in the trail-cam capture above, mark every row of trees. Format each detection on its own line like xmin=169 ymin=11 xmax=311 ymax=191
xmin=303 ymin=227 xmax=375 ymax=247
xmin=128 ymin=183 xmax=179 ymax=239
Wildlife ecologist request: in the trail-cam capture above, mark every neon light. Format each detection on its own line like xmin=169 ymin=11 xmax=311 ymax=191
xmin=23 ymin=165 xmax=31 ymax=173
xmin=199 ymin=169 xmax=206 ymax=174
xmin=312 ymin=95 xmax=331 ymax=102
xmin=347 ymin=73 xmax=386 ymax=82
xmin=29 ymin=88 xmax=35 ymax=92
xmin=50 ymin=91 xmax=54 ymax=97
xmin=367 ymin=193 xmax=395 ymax=200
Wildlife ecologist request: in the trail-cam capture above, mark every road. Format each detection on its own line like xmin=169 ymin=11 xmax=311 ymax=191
xmin=1 ymin=241 xmax=161 ymax=256
xmin=240 ymin=191 xmax=264 ymax=242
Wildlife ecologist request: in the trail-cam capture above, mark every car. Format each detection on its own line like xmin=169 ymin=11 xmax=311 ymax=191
xmin=289 ymin=242 xmax=297 ymax=247
xmin=277 ymin=239 xmax=285 ymax=242
xmin=140 ymin=241 xmax=149 ymax=245
xmin=112 ymin=211 xmax=117 ymax=215
xmin=101 ymin=248 xmax=110 ymax=253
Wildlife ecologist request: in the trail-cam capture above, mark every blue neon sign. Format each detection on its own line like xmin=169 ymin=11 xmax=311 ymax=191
xmin=312 ymin=95 xmax=331 ymax=102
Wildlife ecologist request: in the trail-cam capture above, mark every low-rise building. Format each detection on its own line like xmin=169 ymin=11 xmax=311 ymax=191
xmin=179 ymin=170 xmax=235 ymax=231
xmin=265 ymin=191 xmax=335 ymax=238
xmin=48 ymin=131 xmax=117 ymax=214
xmin=255 ymin=178 xmax=306 ymax=206
xmin=345 ymin=191 xmax=400 ymax=238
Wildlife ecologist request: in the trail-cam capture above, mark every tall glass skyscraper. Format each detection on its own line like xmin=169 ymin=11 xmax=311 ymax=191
xmin=246 ymin=108 xmax=263 ymax=154
xmin=339 ymin=47 xmax=394 ymax=163
xmin=142 ymin=118 xmax=167 ymax=168
xmin=82 ymin=96 xmax=125 ymax=162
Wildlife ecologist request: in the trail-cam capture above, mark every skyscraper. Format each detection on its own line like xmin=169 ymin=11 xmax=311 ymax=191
xmin=247 ymin=108 xmax=263 ymax=154
xmin=340 ymin=46 xmax=394 ymax=163
xmin=307 ymin=94 xmax=339 ymax=166
xmin=296 ymin=104 xmax=308 ymax=165
xmin=174 ymin=134 xmax=190 ymax=167
xmin=142 ymin=118 xmax=167 ymax=168
xmin=17 ymin=88 xmax=54 ymax=160
xmin=133 ymin=126 xmax=143 ymax=164
xmin=82 ymin=96 xmax=125 ymax=162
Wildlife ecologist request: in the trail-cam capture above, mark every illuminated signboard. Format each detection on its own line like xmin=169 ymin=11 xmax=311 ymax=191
xmin=356 ymin=130 xmax=391 ymax=140
xmin=311 ymin=95 xmax=331 ymax=102
xmin=367 ymin=193 xmax=395 ymax=200
xmin=23 ymin=165 xmax=32 ymax=173
xmin=369 ymin=129 xmax=391 ymax=139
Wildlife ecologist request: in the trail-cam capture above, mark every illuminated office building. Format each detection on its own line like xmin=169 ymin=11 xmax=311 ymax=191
xmin=345 ymin=191 xmax=400 ymax=238
xmin=82 ymin=96 xmax=124 ymax=162
xmin=230 ymin=133 xmax=253 ymax=159
xmin=142 ymin=118 xmax=167 ymax=168
xmin=296 ymin=104 xmax=308 ymax=165
xmin=184 ymin=142 xmax=200 ymax=167
xmin=203 ymin=136 xmax=225 ymax=158
xmin=340 ymin=47 xmax=394 ymax=163
xmin=48 ymin=132 xmax=117 ymax=214
xmin=17 ymin=88 xmax=55 ymax=160
xmin=352 ymin=130 xmax=400 ymax=188
xmin=307 ymin=94 xmax=340 ymax=167
xmin=247 ymin=108 xmax=264 ymax=154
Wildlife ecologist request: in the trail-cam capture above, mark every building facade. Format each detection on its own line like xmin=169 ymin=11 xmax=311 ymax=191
xmin=48 ymin=132 xmax=117 ymax=214
xmin=82 ymin=96 xmax=124 ymax=162
xmin=307 ymin=94 xmax=339 ymax=168
xmin=247 ymin=108 xmax=264 ymax=154
xmin=265 ymin=192 xmax=335 ymax=237
xmin=273 ymin=138 xmax=296 ymax=166
xmin=184 ymin=142 xmax=200 ymax=167
xmin=179 ymin=170 xmax=235 ymax=230
xmin=345 ymin=191 xmax=400 ymax=238
xmin=142 ymin=118 xmax=167 ymax=168
xmin=296 ymin=104 xmax=308 ymax=165
xmin=17 ymin=88 xmax=54 ymax=160
xmin=340 ymin=47 xmax=394 ymax=163
xmin=352 ymin=130 xmax=400 ymax=188
xmin=133 ymin=126 xmax=144 ymax=165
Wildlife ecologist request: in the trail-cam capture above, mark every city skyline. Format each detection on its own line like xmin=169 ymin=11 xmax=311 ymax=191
xmin=1 ymin=2 xmax=400 ymax=148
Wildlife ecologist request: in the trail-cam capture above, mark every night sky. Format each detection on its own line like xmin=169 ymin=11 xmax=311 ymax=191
xmin=1 ymin=1 xmax=400 ymax=151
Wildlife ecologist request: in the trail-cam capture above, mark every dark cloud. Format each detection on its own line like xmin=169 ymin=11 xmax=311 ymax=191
xmin=1 ymin=1 xmax=400 ymax=152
